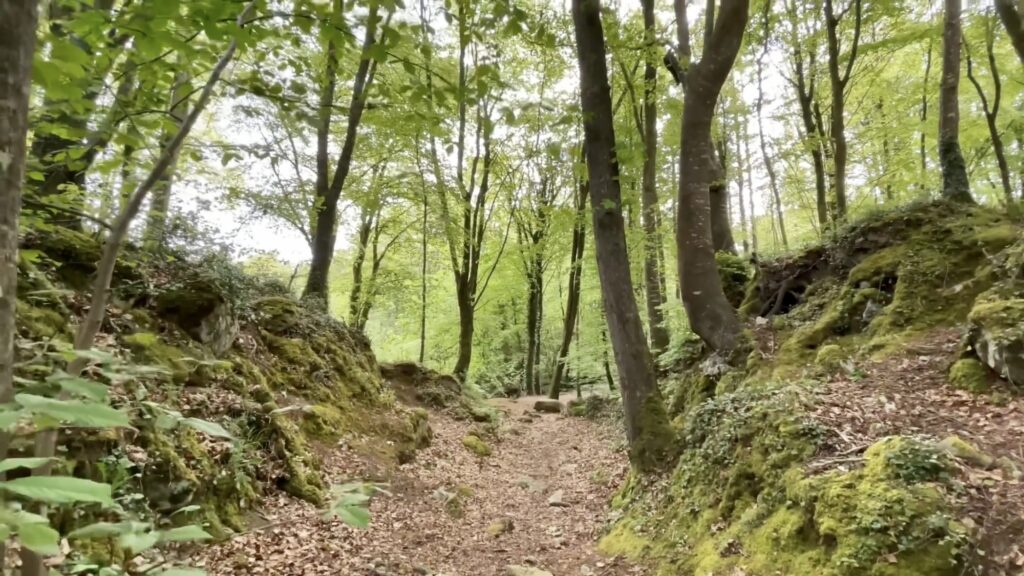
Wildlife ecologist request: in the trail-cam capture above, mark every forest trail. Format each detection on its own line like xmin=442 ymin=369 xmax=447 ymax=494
xmin=197 ymin=394 xmax=643 ymax=576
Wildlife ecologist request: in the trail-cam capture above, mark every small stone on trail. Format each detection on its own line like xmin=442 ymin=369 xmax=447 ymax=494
xmin=937 ymin=435 xmax=995 ymax=469
xmin=547 ymin=489 xmax=569 ymax=507
xmin=533 ymin=400 xmax=563 ymax=413
xmin=506 ymin=566 xmax=554 ymax=576
xmin=487 ymin=518 xmax=515 ymax=537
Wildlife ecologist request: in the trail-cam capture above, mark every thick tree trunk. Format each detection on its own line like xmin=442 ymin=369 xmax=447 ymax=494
xmin=676 ymin=0 xmax=747 ymax=354
xmin=995 ymin=0 xmax=1024 ymax=64
xmin=348 ymin=207 xmax=374 ymax=329
xmin=525 ymin=260 xmax=540 ymax=395
xmin=453 ymin=283 xmax=474 ymax=383
xmin=550 ymin=174 xmax=589 ymax=399
xmin=640 ymin=0 xmax=670 ymax=357
xmin=939 ymin=0 xmax=972 ymax=203
xmin=303 ymin=4 xmax=381 ymax=309
xmin=572 ymin=0 xmax=673 ymax=472
xmin=0 ymin=0 xmax=39 ymax=475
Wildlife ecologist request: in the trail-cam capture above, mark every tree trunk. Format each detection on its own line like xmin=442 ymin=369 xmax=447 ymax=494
xmin=823 ymin=0 xmax=862 ymax=220
xmin=995 ymin=0 xmax=1024 ymax=64
xmin=453 ymin=281 xmax=475 ymax=383
xmin=640 ymin=0 xmax=670 ymax=357
xmin=348 ymin=207 xmax=374 ymax=329
xmin=676 ymin=0 xmax=747 ymax=354
xmin=525 ymin=260 xmax=540 ymax=395
xmin=787 ymin=0 xmax=829 ymax=229
xmin=303 ymin=3 xmax=382 ymax=309
xmin=732 ymin=118 xmax=749 ymax=254
xmin=920 ymin=39 xmax=933 ymax=193
xmin=572 ymin=0 xmax=673 ymax=472
xmin=965 ymin=21 xmax=1013 ymax=205
xmin=144 ymin=70 xmax=190 ymax=250
xmin=756 ymin=45 xmax=788 ymax=249
xmin=742 ymin=120 xmax=759 ymax=253
xmin=0 ymin=0 xmax=39 ymax=481
xmin=419 ymin=172 xmax=428 ymax=364
xmin=550 ymin=171 xmax=589 ymax=399
xmin=939 ymin=0 xmax=973 ymax=203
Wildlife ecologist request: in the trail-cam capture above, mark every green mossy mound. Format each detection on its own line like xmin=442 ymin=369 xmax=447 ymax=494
xmin=381 ymin=362 xmax=496 ymax=422
xmin=602 ymin=388 xmax=966 ymax=575
xmin=14 ymin=229 xmax=427 ymax=535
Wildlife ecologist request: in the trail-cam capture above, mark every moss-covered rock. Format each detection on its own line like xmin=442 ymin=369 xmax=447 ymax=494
xmin=717 ymin=251 xmax=751 ymax=309
xmin=948 ymin=358 xmax=991 ymax=392
xmin=937 ymin=435 xmax=994 ymax=469
xmin=815 ymin=344 xmax=847 ymax=371
xmin=967 ymin=297 xmax=1024 ymax=386
xmin=122 ymin=331 xmax=194 ymax=384
xmin=462 ymin=433 xmax=492 ymax=457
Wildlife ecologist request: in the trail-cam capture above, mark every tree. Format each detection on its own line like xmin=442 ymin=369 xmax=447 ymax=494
xmin=995 ymin=0 xmax=1024 ymax=64
xmin=939 ymin=0 xmax=972 ymax=203
xmin=143 ymin=70 xmax=191 ymax=250
xmin=572 ymin=0 xmax=673 ymax=471
xmin=0 ymin=0 xmax=40 ymax=513
xmin=639 ymin=0 xmax=671 ymax=356
xmin=965 ymin=13 xmax=1014 ymax=206
xmin=303 ymin=1 xmax=389 ymax=309
xmin=674 ymin=0 xmax=747 ymax=354
xmin=755 ymin=4 xmax=788 ymax=249
xmin=823 ymin=0 xmax=863 ymax=220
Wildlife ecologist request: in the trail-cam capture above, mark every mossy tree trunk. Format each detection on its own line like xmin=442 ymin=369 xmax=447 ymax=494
xmin=572 ymin=0 xmax=673 ymax=472
xmin=939 ymin=0 xmax=973 ymax=203
xmin=674 ymin=0 xmax=747 ymax=355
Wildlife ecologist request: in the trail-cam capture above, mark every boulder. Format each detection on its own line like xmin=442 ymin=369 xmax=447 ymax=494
xmin=533 ymin=400 xmax=563 ymax=414
xmin=967 ymin=298 xmax=1024 ymax=386
xmin=155 ymin=279 xmax=238 ymax=355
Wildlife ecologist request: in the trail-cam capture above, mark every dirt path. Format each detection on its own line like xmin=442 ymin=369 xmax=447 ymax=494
xmin=198 ymin=395 xmax=642 ymax=576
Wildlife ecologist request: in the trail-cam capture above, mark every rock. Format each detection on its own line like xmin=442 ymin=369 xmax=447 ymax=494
xmin=506 ymin=566 xmax=553 ymax=576
xmin=534 ymin=400 xmax=563 ymax=413
xmin=487 ymin=518 xmax=514 ymax=537
xmin=547 ymin=489 xmax=569 ymax=507
xmin=948 ymin=358 xmax=992 ymax=393
xmin=967 ymin=298 xmax=1024 ymax=386
xmin=515 ymin=477 xmax=547 ymax=493
xmin=937 ymin=436 xmax=995 ymax=469
xmin=155 ymin=280 xmax=238 ymax=355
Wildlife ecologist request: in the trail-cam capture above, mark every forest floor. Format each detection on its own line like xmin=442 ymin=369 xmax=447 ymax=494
xmin=196 ymin=393 xmax=645 ymax=576
xmin=805 ymin=328 xmax=1024 ymax=568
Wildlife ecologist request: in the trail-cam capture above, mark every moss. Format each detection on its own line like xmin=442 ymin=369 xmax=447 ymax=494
xmin=716 ymin=251 xmax=751 ymax=309
xmin=17 ymin=302 xmax=68 ymax=339
xmin=462 ymin=433 xmax=492 ymax=457
xmin=948 ymin=358 xmax=991 ymax=393
xmin=597 ymin=522 xmax=651 ymax=557
xmin=816 ymin=344 xmax=847 ymax=371
xmin=968 ymin=298 xmax=1024 ymax=345
xmin=629 ymin=393 xmax=678 ymax=472
xmin=122 ymin=331 xmax=193 ymax=384
xmin=252 ymin=297 xmax=303 ymax=334
xmin=936 ymin=435 xmax=994 ymax=469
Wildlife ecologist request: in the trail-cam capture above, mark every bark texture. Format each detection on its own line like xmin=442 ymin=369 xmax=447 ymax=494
xmin=995 ymin=0 xmax=1024 ymax=64
xmin=675 ymin=0 xmax=748 ymax=354
xmin=939 ymin=0 xmax=973 ymax=203
xmin=572 ymin=0 xmax=673 ymax=471
xmin=823 ymin=0 xmax=862 ymax=220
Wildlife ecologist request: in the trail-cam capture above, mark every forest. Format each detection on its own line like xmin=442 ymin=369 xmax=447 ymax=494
xmin=1 ymin=0 xmax=1023 ymax=574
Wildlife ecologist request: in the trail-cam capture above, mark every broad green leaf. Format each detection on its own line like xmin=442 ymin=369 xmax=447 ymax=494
xmin=118 ymin=530 xmax=159 ymax=554
xmin=16 ymin=394 xmax=129 ymax=428
xmin=158 ymin=525 xmax=213 ymax=543
xmin=180 ymin=418 xmax=233 ymax=440
xmin=18 ymin=523 xmax=60 ymax=555
xmin=332 ymin=505 xmax=370 ymax=528
xmin=0 ymin=458 xmax=54 ymax=473
xmin=49 ymin=373 xmax=109 ymax=402
xmin=69 ymin=521 xmax=131 ymax=539
xmin=0 ymin=410 xmax=25 ymax=430
xmin=0 ymin=476 xmax=113 ymax=505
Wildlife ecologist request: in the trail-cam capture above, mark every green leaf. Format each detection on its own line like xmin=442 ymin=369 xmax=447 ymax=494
xmin=49 ymin=373 xmax=109 ymax=402
xmin=0 ymin=409 xmax=25 ymax=431
xmin=16 ymin=394 xmax=129 ymax=428
xmin=333 ymin=505 xmax=370 ymax=528
xmin=158 ymin=525 xmax=213 ymax=543
xmin=0 ymin=476 xmax=113 ymax=505
xmin=69 ymin=522 xmax=131 ymax=539
xmin=0 ymin=458 xmax=54 ymax=473
xmin=180 ymin=418 xmax=233 ymax=440
xmin=18 ymin=523 xmax=60 ymax=555
xmin=118 ymin=530 xmax=158 ymax=554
